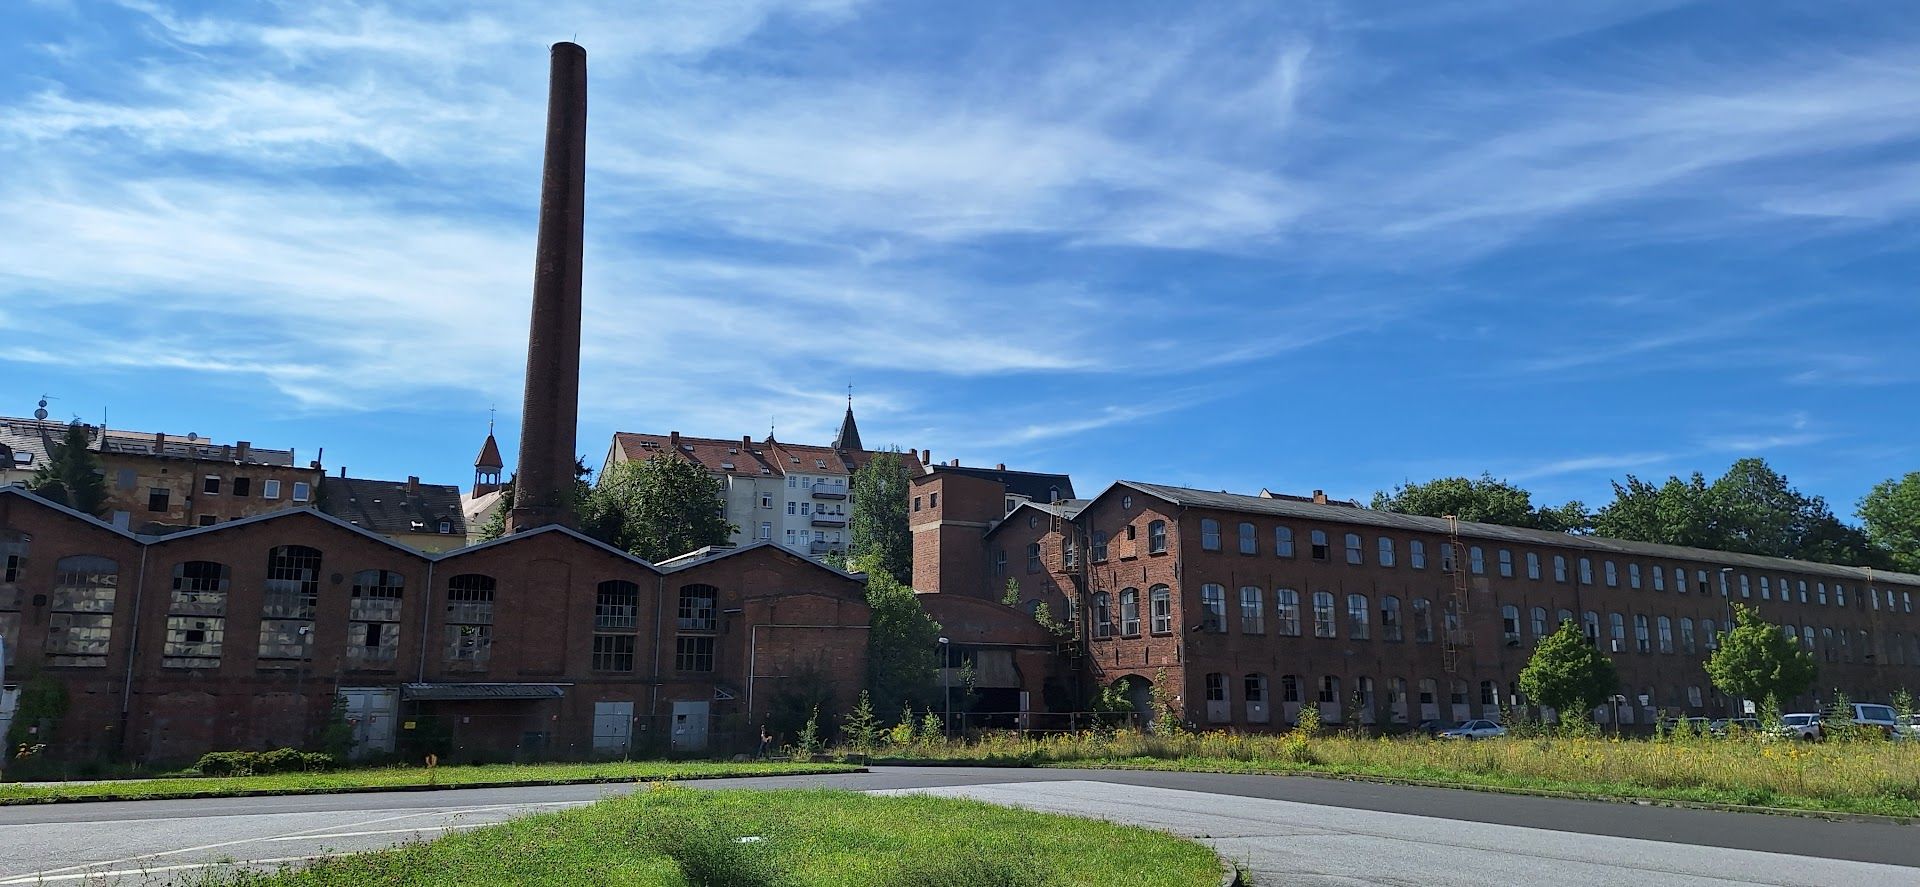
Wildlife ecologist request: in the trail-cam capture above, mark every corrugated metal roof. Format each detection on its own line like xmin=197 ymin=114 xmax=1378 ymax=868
xmin=1116 ymin=480 xmax=1920 ymax=588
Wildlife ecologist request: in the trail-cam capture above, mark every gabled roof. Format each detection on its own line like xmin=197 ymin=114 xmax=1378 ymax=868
xmin=320 ymin=476 xmax=466 ymax=538
xmin=0 ymin=485 xmax=143 ymax=541
xmin=765 ymin=440 xmax=851 ymax=476
xmin=436 ymin=523 xmax=665 ymax=573
xmin=612 ymin=432 xmax=783 ymax=478
xmin=1106 ymin=480 xmax=1920 ymax=588
xmin=139 ymin=498 xmax=434 ymax=557
xmin=984 ymin=499 xmax=1089 ymax=540
xmin=928 ymin=464 xmax=1075 ymax=503
xmin=656 ymin=539 xmax=866 ymax=582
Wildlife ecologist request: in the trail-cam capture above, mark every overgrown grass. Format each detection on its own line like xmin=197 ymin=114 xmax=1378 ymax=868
xmin=855 ymin=729 xmax=1920 ymax=818
xmin=0 ymin=760 xmax=859 ymax=804
xmin=181 ymin=786 xmax=1223 ymax=887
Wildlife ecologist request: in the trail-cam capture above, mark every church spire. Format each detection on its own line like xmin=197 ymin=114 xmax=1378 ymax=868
xmin=832 ymin=385 xmax=863 ymax=452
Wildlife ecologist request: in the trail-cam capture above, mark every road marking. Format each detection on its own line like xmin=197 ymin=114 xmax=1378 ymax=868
xmin=0 ymin=854 xmax=330 ymax=885
xmin=263 ymin=822 xmax=488 ymax=841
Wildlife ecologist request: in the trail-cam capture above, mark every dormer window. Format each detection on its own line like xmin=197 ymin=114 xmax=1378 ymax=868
xmin=721 ymin=462 xmax=735 ymax=470
xmin=439 ymin=520 xmax=452 ymax=534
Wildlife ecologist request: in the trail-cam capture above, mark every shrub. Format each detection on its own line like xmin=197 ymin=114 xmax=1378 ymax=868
xmin=193 ymin=748 xmax=336 ymax=777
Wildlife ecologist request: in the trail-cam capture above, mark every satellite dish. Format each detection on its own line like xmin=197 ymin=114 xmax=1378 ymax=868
xmin=187 ymin=432 xmax=200 ymax=442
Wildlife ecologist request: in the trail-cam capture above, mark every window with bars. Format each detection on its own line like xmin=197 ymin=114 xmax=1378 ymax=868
xmin=675 ymin=635 xmax=715 ymax=672
xmin=260 ymin=546 xmax=321 ymax=661
xmin=445 ymin=573 xmax=495 ymax=663
xmin=678 ymin=584 xmax=718 ymax=632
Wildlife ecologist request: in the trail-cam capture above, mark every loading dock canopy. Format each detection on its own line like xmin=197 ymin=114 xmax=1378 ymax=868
xmin=401 ymin=683 xmax=568 ymax=701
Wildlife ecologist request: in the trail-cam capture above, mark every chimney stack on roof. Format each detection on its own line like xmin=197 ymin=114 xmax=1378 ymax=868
xmin=153 ymin=431 xmax=165 ymax=452
xmin=407 ymin=476 xmax=420 ymax=495
xmin=996 ymin=463 xmax=1006 ymax=471
xmin=339 ymin=465 xmax=347 ymax=478
xmin=236 ymin=441 xmax=250 ymax=461
xmin=508 ymin=41 xmax=589 ymax=534
xmin=670 ymin=431 xmax=681 ymax=450
xmin=948 ymin=458 xmax=960 ymax=467
xmin=1312 ymin=489 xmax=1327 ymax=504
xmin=920 ymin=449 xmax=930 ymax=465
xmin=742 ymin=435 xmax=752 ymax=450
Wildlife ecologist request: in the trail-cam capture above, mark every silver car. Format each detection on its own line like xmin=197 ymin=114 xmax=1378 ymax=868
xmin=1438 ymin=719 xmax=1507 ymax=740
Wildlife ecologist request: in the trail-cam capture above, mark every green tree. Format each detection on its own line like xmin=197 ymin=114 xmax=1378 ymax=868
xmin=1371 ymin=473 xmax=1588 ymax=532
xmin=848 ymin=450 xmax=912 ymax=584
xmin=581 ymin=456 xmax=735 ymax=562
xmin=1860 ymin=472 xmax=1920 ymax=573
xmin=1705 ymin=604 xmax=1818 ymax=711
xmin=27 ymin=423 xmax=107 ymax=517
xmin=474 ymin=458 xmax=595 ymax=543
xmin=841 ymin=690 xmax=881 ymax=753
xmin=860 ymin=565 xmax=940 ymax=723
xmin=1595 ymin=459 xmax=1880 ymax=566
xmin=1518 ymin=620 xmax=1619 ymax=723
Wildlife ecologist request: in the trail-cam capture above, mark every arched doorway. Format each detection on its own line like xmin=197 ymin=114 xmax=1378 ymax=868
xmin=1110 ymin=674 xmax=1154 ymax=730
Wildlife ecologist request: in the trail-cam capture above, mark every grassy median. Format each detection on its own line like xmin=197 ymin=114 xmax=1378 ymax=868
xmin=860 ymin=729 xmax=1920 ymax=818
xmin=0 ymin=760 xmax=859 ymax=805
xmin=181 ymin=785 xmax=1224 ymax=887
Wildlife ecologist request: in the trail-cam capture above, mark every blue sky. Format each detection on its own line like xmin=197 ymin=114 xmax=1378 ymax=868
xmin=3 ymin=1 xmax=1916 ymax=516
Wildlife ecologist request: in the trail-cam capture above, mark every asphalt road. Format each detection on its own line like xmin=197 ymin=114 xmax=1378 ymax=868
xmin=1 ymin=767 xmax=1915 ymax=885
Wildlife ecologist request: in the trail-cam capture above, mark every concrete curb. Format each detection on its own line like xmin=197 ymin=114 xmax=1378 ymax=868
xmin=0 ymin=766 xmax=867 ymax=807
xmin=1219 ymin=857 xmax=1247 ymax=886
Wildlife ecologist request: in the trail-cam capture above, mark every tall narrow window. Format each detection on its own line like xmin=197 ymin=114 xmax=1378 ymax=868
xmin=1380 ymin=596 xmax=1402 ymax=642
xmin=1680 ymin=617 xmax=1696 ymax=654
xmin=1149 ymin=585 xmax=1173 ymax=634
xmin=1440 ymin=543 xmax=1456 ymax=572
xmin=1740 ymin=575 xmax=1751 ymax=598
xmin=1240 ymin=586 xmax=1265 ymax=634
xmin=445 ymin=574 xmax=496 ymax=664
xmin=1347 ymin=594 xmax=1370 ymax=640
xmin=1310 ymin=530 xmax=1329 ymax=561
xmin=347 ymin=569 xmax=404 ymax=667
xmin=1469 ymin=546 xmax=1485 ymax=575
xmin=1200 ymin=584 xmax=1227 ymax=633
xmin=1411 ymin=540 xmax=1427 ymax=569
xmin=1313 ymin=591 xmax=1336 ymax=638
xmin=1200 ymin=519 xmax=1221 ymax=551
xmin=1530 ymin=606 xmax=1547 ymax=638
xmin=1238 ymin=522 xmax=1257 ymax=555
xmin=1497 ymin=549 xmax=1513 ymax=578
xmin=1653 ymin=567 xmax=1665 ymax=591
xmin=1275 ymin=526 xmax=1295 ymax=557
xmin=1629 ymin=563 xmax=1641 ymax=589
xmin=1120 ymin=588 xmax=1141 ymax=635
xmin=1345 ymin=533 xmax=1363 ymax=565
xmin=1501 ymin=605 xmax=1520 ymax=640
xmin=1093 ymin=592 xmax=1113 ymax=638
xmin=260 ymin=546 xmax=321 ymax=661
xmin=1604 ymin=561 xmax=1617 ymax=587
xmin=1275 ymin=588 xmax=1301 ymax=636
xmin=1412 ymin=598 xmax=1433 ymax=643
xmin=1656 ymin=616 xmax=1673 ymax=653
xmin=164 ymin=560 xmax=228 ymax=669
xmin=1378 ymin=536 xmax=1395 ymax=567
xmin=1148 ymin=521 xmax=1167 ymax=554
xmin=1526 ymin=552 xmax=1541 ymax=580
xmin=1026 ymin=543 xmax=1042 ymax=573
xmin=1553 ymin=556 xmax=1567 ymax=583
xmin=1579 ymin=558 xmax=1593 ymax=584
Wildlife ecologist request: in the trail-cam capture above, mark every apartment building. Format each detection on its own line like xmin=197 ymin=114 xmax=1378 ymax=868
xmin=914 ymin=474 xmax=1920 ymax=730
xmin=604 ymin=404 xmax=924 ymax=560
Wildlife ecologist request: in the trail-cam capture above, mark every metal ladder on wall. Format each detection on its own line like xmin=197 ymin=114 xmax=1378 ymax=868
xmin=1442 ymin=515 xmax=1472 ymax=674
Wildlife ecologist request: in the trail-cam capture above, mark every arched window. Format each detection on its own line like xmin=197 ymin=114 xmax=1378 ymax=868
xmin=1680 ymin=617 xmax=1695 ymax=653
xmin=1801 ymin=625 xmax=1814 ymax=652
xmin=1579 ymin=558 xmax=1593 ymax=584
xmin=1093 ymin=592 xmax=1113 ymax=637
xmin=1200 ymin=519 xmax=1221 ymax=551
xmin=1380 ymin=596 xmax=1402 ymax=642
xmin=260 ymin=546 xmax=321 ymax=662
xmin=1500 ymin=605 xmax=1520 ymax=640
xmin=164 ymin=560 xmax=228 ymax=668
xmin=1239 ymin=586 xmax=1264 ymax=634
xmin=348 ymin=569 xmax=405 ymax=666
xmin=1275 ymin=526 xmax=1295 ymax=557
xmin=1238 ymin=522 xmax=1257 ymax=555
xmin=1583 ymin=610 xmax=1600 ymax=642
xmin=1119 ymin=588 xmax=1140 ymax=635
xmin=1740 ymin=575 xmax=1751 ymax=598
xmin=1200 ymin=584 xmax=1227 ymax=633
xmin=1410 ymin=540 xmax=1427 ymax=569
xmin=1553 ymin=555 xmax=1568 ymax=582
xmin=1653 ymin=566 xmax=1665 ymax=591
xmin=1527 ymin=552 xmax=1541 ymax=580
xmin=1556 ymin=608 xmax=1573 ymax=629
xmin=678 ymin=583 xmax=718 ymax=631
xmin=1656 ymin=616 xmax=1673 ymax=653
xmin=445 ymin=573 xmax=496 ymax=663
xmin=1347 ymin=594 xmax=1370 ymax=640
xmin=1530 ymin=607 xmax=1548 ymax=638
xmin=1275 ymin=588 xmax=1301 ymax=636
xmin=1702 ymin=619 xmax=1719 ymax=650
xmin=1313 ymin=591 xmax=1337 ymax=638
xmin=1345 ymin=533 xmax=1363 ymax=565
xmin=1091 ymin=531 xmax=1108 ymax=562
xmin=1149 ymin=585 xmax=1172 ymax=633
xmin=1603 ymin=561 xmax=1617 ymax=587
xmin=1672 ymin=567 xmax=1685 ymax=594
xmin=1378 ymin=536 xmax=1395 ymax=567
xmin=1412 ymin=598 xmax=1433 ymax=642
xmin=1147 ymin=521 xmax=1168 ymax=554
xmin=1310 ymin=530 xmax=1330 ymax=561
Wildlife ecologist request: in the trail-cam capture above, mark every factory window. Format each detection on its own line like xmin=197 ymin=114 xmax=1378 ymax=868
xmin=1274 ymin=526 xmax=1294 ymax=557
xmin=1200 ymin=584 xmax=1227 ymax=632
xmin=1378 ymin=536 xmax=1395 ymax=567
xmin=1200 ymin=519 xmax=1221 ymax=551
xmin=163 ymin=560 xmax=228 ymax=669
xmin=260 ymin=546 xmax=321 ymax=661
xmin=1120 ymin=588 xmax=1141 ymax=636
xmin=1240 ymin=587 xmax=1265 ymax=634
xmin=47 ymin=555 xmax=118 ymax=668
xmin=1313 ymin=591 xmax=1336 ymax=638
xmin=347 ymin=569 xmax=404 ymax=667
xmin=677 ymin=583 xmax=718 ymax=632
xmin=1346 ymin=533 xmax=1363 ymax=565
xmin=1150 ymin=585 xmax=1173 ymax=634
xmin=675 ymin=636 xmax=715 ymax=672
xmin=445 ymin=573 xmax=495 ymax=663
xmin=1148 ymin=520 xmax=1167 ymax=554
xmin=1275 ymin=588 xmax=1301 ymax=636
xmin=1239 ymin=522 xmax=1257 ymax=555
xmin=593 ymin=634 xmax=636 ymax=672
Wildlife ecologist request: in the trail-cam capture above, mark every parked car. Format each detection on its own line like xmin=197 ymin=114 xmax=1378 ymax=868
xmin=1777 ymin=713 xmax=1823 ymax=741
xmin=1707 ymin=717 xmax=1761 ymax=737
xmin=1414 ymin=719 xmax=1451 ymax=737
xmin=1841 ymin=703 xmax=1900 ymax=737
xmin=1438 ymin=719 xmax=1507 ymax=740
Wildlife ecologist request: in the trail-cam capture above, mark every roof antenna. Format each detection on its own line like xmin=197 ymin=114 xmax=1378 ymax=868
xmin=847 ymin=381 xmax=853 ymax=409
xmin=488 ymin=404 xmax=496 ymax=435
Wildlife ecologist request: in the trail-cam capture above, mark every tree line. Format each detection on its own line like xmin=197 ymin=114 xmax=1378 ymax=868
xmin=1372 ymin=458 xmax=1920 ymax=573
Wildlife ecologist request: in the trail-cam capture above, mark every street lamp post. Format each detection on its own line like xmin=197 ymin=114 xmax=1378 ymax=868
xmin=937 ymin=636 xmax=951 ymax=737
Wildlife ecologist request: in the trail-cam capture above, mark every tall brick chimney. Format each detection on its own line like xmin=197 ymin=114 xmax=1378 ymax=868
xmin=508 ymin=42 xmax=588 ymax=534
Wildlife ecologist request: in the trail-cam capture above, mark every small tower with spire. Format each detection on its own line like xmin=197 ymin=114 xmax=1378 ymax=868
xmin=473 ymin=412 xmax=505 ymax=497
xmin=832 ymin=385 xmax=863 ymax=452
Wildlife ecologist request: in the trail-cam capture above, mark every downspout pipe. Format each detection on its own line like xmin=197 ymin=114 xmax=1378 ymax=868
xmin=118 ymin=541 xmax=150 ymax=758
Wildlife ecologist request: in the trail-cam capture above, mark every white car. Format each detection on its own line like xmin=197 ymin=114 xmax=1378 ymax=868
xmin=1438 ymin=719 xmax=1507 ymax=740
xmin=1777 ymin=713 xmax=1823 ymax=740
